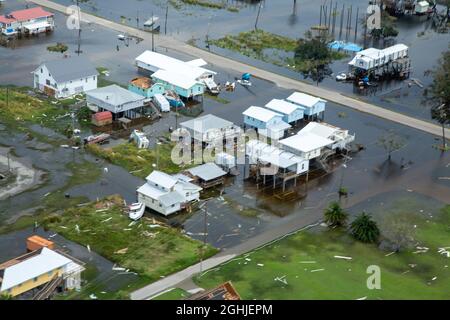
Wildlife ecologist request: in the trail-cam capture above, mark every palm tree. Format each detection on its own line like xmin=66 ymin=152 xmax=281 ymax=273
xmin=350 ymin=212 xmax=380 ymax=243
xmin=324 ymin=201 xmax=348 ymax=227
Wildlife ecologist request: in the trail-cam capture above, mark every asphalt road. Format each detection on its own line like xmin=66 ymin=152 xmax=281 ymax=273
xmin=28 ymin=0 xmax=450 ymax=300
xmin=30 ymin=0 xmax=450 ymax=140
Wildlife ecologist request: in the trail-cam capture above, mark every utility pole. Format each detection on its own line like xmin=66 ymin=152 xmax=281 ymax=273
xmin=136 ymin=10 xmax=139 ymax=29
xmin=255 ymin=1 xmax=262 ymax=30
xmin=165 ymin=2 xmax=169 ymax=35
xmin=151 ymin=11 xmax=155 ymax=52
xmin=355 ymin=7 xmax=359 ymax=42
xmin=76 ymin=0 xmax=82 ymax=55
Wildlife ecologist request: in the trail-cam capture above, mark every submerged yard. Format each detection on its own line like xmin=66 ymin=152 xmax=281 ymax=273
xmin=194 ymin=198 xmax=450 ymax=300
xmin=87 ymin=142 xmax=194 ymax=179
xmin=44 ymin=195 xmax=218 ymax=286
xmin=209 ymin=29 xmax=347 ymax=73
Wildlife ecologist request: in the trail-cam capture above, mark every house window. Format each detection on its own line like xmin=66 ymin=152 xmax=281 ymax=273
xmin=171 ymin=204 xmax=175 ymax=207
xmin=86 ymin=78 xmax=88 ymax=83
xmin=46 ymin=79 xmax=51 ymax=85
xmin=41 ymin=68 xmax=43 ymax=73
xmin=33 ymin=277 xmax=38 ymax=282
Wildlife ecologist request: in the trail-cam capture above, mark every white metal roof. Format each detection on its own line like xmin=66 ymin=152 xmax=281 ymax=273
xmin=188 ymin=163 xmax=227 ymax=181
xmin=243 ymin=106 xmax=283 ymax=122
xmin=135 ymin=51 xmax=216 ymax=79
xmin=146 ymin=170 xmax=178 ymax=189
xmin=264 ymin=99 xmax=304 ymax=115
xmin=137 ymin=182 xmax=166 ymax=199
xmin=299 ymin=122 xmax=341 ymax=139
xmin=152 ymin=69 xmax=200 ymax=90
xmin=159 ymin=191 xmax=184 ymax=207
xmin=180 ymin=114 xmax=234 ymax=133
xmin=279 ymin=132 xmax=334 ymax=153
xmin=0 ymin=248 xmax=73 ymax=292
xmin=286 ymin=92 xmax=327 ymax=108
xmin=86 ymin=85 xmax=145 ymax=106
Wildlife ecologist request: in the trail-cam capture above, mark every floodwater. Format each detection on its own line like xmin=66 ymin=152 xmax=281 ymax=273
xmin=0 ymin=124 xmax=144 ymax=222
xmin=47 ymin=0 xmax=450 ymax=122
xmin=0 ymin=0 xmax=449 ymax=296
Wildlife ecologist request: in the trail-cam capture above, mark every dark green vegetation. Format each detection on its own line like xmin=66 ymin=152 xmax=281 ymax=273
xmin=209 ymin=29 xmax=347 ymax=74
xmin=47 ymin=43 xmax=69 ymax=53
xmin=44 ymin=195 xmax=218 ymax=284
xmin=195 ymin=199 xmax=450 ymax=299
xmin=170 ymin=0 xmax=239 ymax=12
xmin=324 ymin=201 xmax=348 ymax=227
xmin=426 ymin=47 xmax=450 ymax=150
xmin=87 ymin=142 xmax=194 ymax=179
xmin=350 ymin=212 xmax=380 ymax=243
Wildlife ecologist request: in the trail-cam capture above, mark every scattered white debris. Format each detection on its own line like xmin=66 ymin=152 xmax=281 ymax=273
xmin=431 ymin=276 xmax=437 ymax=281
xmin=148 ymin=224 xmax=160 ymax=228
xmin=334 ymin=255 xmax=352 ymax=260
xmin=438 ymin=248 xmax=450 ymax=257
xmin=89 ymin=294 xmax=97 ymax=300
xmin=101 ymin=217 xmax=112 ymax=223
xmin=299 ymin=261 xmax=316 ymax=264
xmin=257 ymin=263 xmax=264 ymax=267
xmin=123 ymin=228 xmax=132 ymax=231
xmin=75 ymin=224 xmax=80 ymax=233
xmin=245 ymin=258 xmax=251 ymax=262
xmin=43 ymin=192 xmax=51 ymax=198
xmin=385 ymin=251 xmax=396 ymax=257
xmin=60 ymin=145 xmax=69 ymax=148
xmin=112 ymin=265 xmax=126 ymax=271
xmin=356 ymin=296 xmax=367 ymax=300
xmin=311 ymin=268 xmax=325 ymax=273
xmin=60 ymin=226 xmax=68 ymax=229
xmin=274 ymin=275 xmax=288 ymax=285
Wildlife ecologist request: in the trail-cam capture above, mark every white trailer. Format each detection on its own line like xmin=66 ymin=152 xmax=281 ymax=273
xmin=153 ymin=94 xmax=170 ymax=112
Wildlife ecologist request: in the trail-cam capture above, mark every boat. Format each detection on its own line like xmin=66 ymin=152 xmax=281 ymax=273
xmin=237 ymin=73 xmax=252 ymax=87
xmin=128 ymin=202 xmax=145 ymax=220
xmin=117 ymin=34 xmax=126 ymax=41
xmin=143 ymin=16 xmax=160 ymax=32
xmin=336 ymin=73 xmax=347 ymax=81
xmin=83 ymin=133 xmax=110 ymax=145
xmin=164 ymin=91 xmax=185 ymax=108
xmin=203 ymin=77 xmax=220 ymax=95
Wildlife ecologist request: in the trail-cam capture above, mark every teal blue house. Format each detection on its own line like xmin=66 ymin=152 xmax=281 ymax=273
xmin=151 ymin=69 xmax=205 ymax=99
xmin=128 ymin=77 xmax=165 ymax=99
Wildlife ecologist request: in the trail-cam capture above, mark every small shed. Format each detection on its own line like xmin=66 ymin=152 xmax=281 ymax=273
xmin=26 ymin=235 xmax=55 ymax=252
xmin=187 ymin=163 xmax=227 ymax=189
xmin=92 ymin=111 xmax=113 ymax=127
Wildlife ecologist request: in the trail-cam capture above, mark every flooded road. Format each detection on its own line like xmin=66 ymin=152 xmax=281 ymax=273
xmin=0 ymin=0 xmax=449 ymax=297
xmin=44 ymin=0 xmax=450 ymax=122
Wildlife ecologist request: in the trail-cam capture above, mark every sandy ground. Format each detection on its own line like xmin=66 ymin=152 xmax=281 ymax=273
xmin=0 ymin=148 xmax=45 ymax=201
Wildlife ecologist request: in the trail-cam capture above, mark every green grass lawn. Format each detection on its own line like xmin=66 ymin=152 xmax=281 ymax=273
xmin=87 ymin=142 xmax=195 ymax=179
xmin=45 ymin=195 xmax=218 ymax=285
xmin=195 ymin=205 xmax=450 ymax=300
xmin=152 ymin=288 xmax=191 ymax=300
